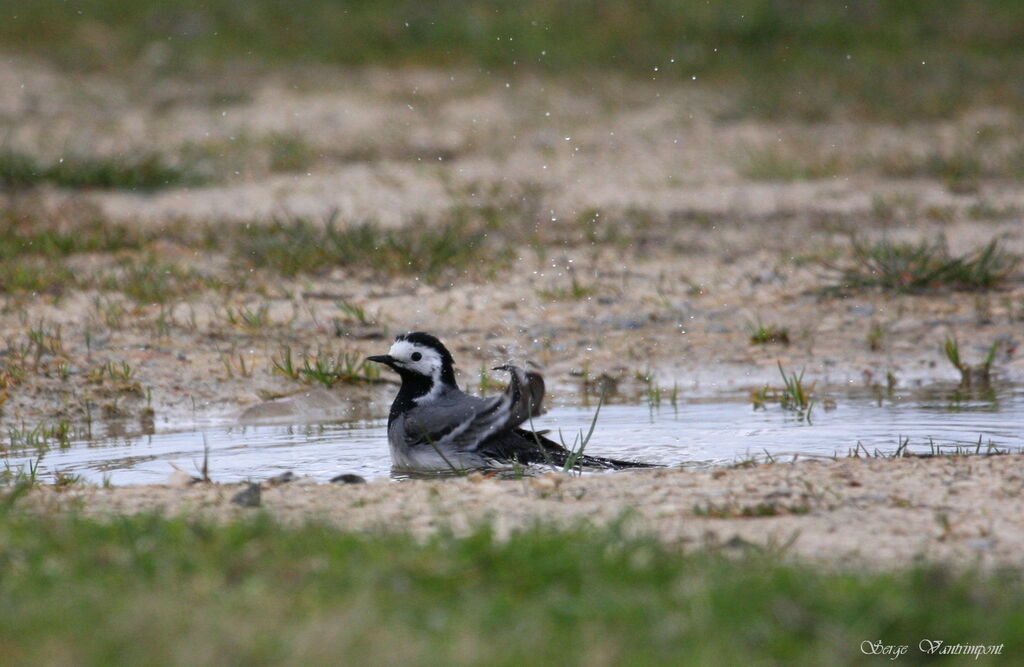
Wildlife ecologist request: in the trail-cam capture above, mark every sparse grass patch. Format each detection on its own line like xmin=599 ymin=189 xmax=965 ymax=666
xmin=738 ymin=145 xmax=841 ymax=182
xmin=297 ymin=350 xmax=383 ymax=388
xmin=103 ymin=256 xmax=221 ymax=304
xmin=849 ymin=435 xmax=1015 ymax=459
xmin=824 ymin=236 xmax=1020 ymax=293
xmin=270 ymin=347 xmax=301 ymax=381
xmin=26 ymin=322 xmax=65 ymax=362
xmin=0 ymin=456 xmax=42 ymax=489
xmin=5 ymin=420 xmax=74 ymax=453
xmin=0 ymin=259 xmax=77 ymax=295
xmin=85 ymin=359 xmax=143 ymax=398
xmin=224 ymin=303 xmax=272 ymax=330
xmin=1 ymin=149 xmax=207 ymax=190
xmin=537 ymin=269 xmax=598 ymax=301
xmin=694 ymin=499 xmax=812 ymax=518
xmin=220 ymin=352 xmax=255 ymax=379
xmin=0 ymin=215 xmax=147 ymax=259
xmin=0 ymin=209 xmax=196 ymax=296
xmin=748 ymin=321 xmax=790 ymax=346
xmin=231 ymin=214 xmax=501 ymax=283
xmin=867 ymin=321 xmax=886 ymax=352
xmin=334 ymin=298 xmax=376 ymax=326
xmin=271 ymin=347 xmax=384 ymax=388
xmin=869 ymin=193 xmax=920 ymax=224
xmin=778 ymin=362 xmax=816 ymax=421
xmin=644 ymin=379 xmax=679 ymax=411
xmin=872 ymin=142 xmax=1024 ymax=189
xmin=0 ymin=369 xmax=19 ymax=412
xmin=751 ymin=362 xmax=816 ymax=422
xmin=266 ymin=134 xmax=319 ymax=173
xmin=968 ymin=201 xmax=1022 ymax=221
xmin=876 ymin=150 xmax=984 ymax=183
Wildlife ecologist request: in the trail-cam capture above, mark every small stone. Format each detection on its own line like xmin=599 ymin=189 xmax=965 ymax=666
xmin=266 ymin=471 xmax=295 ymax=486
xmin=331 ymin=473 xmax=367 ymax=485
xmin=231 ymin=483 xmax=261 ymax=507
xmin=724 ymin=535 xmax=757 ymax=550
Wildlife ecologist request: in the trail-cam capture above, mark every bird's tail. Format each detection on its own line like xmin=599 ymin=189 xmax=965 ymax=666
xmin=571 ymin=453 xmax=657 ymax=469
xmin=514 ymin=428 xmax=656 ymax=470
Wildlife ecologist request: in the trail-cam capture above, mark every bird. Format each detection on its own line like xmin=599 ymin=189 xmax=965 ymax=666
xmin=367 ymin=331 xmax=653 ymax=473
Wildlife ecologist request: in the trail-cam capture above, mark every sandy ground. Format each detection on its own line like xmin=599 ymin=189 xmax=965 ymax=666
xmin=2 ymin=57 xmax=1022 ymax=436
xmin=2 ymin=57 xmax=1024 ymax=563
xmin=21 ymin=453 xmax=1024 ymax=569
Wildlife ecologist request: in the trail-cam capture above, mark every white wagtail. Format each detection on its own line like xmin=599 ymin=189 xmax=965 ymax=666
xmin=368 ymin=331 xmax=652 ymax=472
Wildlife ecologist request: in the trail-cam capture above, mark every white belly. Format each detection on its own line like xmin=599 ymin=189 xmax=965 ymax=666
xmin=388 ymin=437 xmax=489 ymax=472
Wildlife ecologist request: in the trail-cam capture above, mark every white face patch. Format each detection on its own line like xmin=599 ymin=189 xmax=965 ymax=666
xmin=388 ymin=339 xmax=443 ymax=380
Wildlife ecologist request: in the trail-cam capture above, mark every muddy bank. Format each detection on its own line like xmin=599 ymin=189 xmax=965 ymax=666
xmin=21 ymin=454 xmax=1024 ymax=569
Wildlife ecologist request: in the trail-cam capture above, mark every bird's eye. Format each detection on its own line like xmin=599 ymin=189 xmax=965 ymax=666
xmin=411 ymin=352 xmax=422 ymax=361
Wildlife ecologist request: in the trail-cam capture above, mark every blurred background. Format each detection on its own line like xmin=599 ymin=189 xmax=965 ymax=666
xmin=4 ymin=1 xmax=1024 ymax=118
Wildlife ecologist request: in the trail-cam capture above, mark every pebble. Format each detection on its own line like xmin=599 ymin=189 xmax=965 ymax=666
xmin=266 ymin=471 xmax=295 ymax=486
xmin=231 ymin=483 xmax=261 ymax=507
xmin=331 ymin=473 xmax=367 ymax=485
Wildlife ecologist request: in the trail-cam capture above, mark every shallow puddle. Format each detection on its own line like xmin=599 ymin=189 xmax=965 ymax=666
xmin=6 ymin=387 xmax=1023 ymax=485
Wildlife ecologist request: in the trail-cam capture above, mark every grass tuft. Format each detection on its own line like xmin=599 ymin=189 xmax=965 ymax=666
xmin=272 ymin=347 xmax=385 ymax=388
xmin=752 ymin=363 xmax=816 ymax=422
xmin=103 ymin=256 xmax=219 ymax=304
xmin=867 ymin=322 xmax=886 ymax=352
xmin=739 ymin=145 xmax=841 ymax=182
xmin=1 ymin=149 xmax=206 ymax=190
xmin=943 ymin=336 xmax=1000 ymax=389
xmin=233 ymin=213 xmax=499 ymax=283
xmin=824 ymin=236 xmax=1020 ymax=293
xmin=778 ymin=362 xmax=816 ymax=422
xmin=748 ymin=321 xmax=791 ymax=346
xmin=0 ymin=213 xmax=148 ymax=260
xmin=560 ymin=393 xmax=604 ymax=473
xmin=298 ymin=350 xmax=382 ymax=388
xmin=537 ymin=269 xmax=597 ymax=301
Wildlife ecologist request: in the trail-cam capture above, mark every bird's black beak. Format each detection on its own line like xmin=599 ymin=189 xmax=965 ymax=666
xmin=367 ymin=354 xmax=397 ymax=369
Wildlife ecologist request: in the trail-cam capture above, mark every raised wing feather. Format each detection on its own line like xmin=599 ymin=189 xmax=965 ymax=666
xmin=404 ymin=365 xmax=544 ymax=453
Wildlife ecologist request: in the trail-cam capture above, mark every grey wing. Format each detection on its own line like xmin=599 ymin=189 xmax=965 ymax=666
xmin=491 ymin=364 xmax=545 ymax=425
xmin=404 ymin=365 xmax=545 ymax=453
